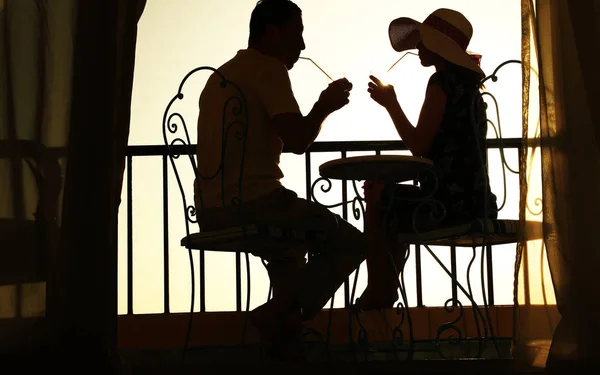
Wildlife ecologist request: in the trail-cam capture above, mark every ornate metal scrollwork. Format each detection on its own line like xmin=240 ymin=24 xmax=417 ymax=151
xmin=435 ymin=298 xmax=464 ymax=358
xmin=185 ymin=205 xmax=197 ymax=224
xmin=390 ymin=245 xmax=414 ymax=359
xmin=310 ymin=177 xmax=366 ymax=223
xmin=527 ymin=197 xmax=543 ymax=216
xmin=351 ymin=301 xmax=370 ymax=360
xmin=311 ymin=177 xmax=333 ymax=202
xmin=378 ymin=165 xmax=447 ymax=236
xmin=162 ymin=66 xmax=249 ymax=221
xmin=391 ymin=301 xmax=406 ymax=349
xmin=162 ymin=66 xmax=251 ymax=358
xmin=423 ymin=238 xmax=498 ymax=359
xmin=467 ymin=246 xmax=490 ymax=358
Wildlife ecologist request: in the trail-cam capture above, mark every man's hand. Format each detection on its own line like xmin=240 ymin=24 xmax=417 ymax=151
xmin=317 ymin=77 xmax=353 ymax=114
xmin=367 ymin=75 xmax=398 ymax=110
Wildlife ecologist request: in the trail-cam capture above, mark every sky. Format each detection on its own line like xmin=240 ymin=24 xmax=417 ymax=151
xmin=118 ymin=0 xmax=525 ymax=315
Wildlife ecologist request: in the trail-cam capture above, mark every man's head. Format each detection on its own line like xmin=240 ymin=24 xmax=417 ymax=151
xmin=249 ymin=0 xmax=305 ymax=69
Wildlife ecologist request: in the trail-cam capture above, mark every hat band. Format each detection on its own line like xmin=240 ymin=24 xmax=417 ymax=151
xmin=423 ymin=14 xmax=469 ymax=50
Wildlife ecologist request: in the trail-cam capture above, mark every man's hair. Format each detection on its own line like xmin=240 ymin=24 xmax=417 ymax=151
xmin=249 ymin=0 xmax=302 ymax=43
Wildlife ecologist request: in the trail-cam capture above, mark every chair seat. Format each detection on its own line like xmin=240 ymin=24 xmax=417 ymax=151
xmin=399 ymin=218 xmax=519 ymax=247
xmin=181 ymin=224 xmax=328 ymax=253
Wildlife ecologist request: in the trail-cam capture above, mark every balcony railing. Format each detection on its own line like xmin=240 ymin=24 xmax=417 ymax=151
xmin=118 ymin=138 xmax=521 ymax=359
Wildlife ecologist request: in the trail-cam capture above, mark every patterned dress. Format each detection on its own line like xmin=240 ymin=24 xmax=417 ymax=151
xmin=381 ymin=70 xmax=498 ymax=233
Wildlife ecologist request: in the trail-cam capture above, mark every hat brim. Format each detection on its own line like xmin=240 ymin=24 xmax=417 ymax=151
xmin=389 ymin=17 xmax=421 ymax=52
xmin=388 ymin=17 xmax=484 ymax=76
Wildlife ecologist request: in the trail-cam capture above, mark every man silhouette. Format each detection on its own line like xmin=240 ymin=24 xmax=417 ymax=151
xmin=196 ymin=0 xmax=365 ymax=360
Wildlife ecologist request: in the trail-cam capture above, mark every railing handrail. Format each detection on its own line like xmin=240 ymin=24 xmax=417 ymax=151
xmin=125 ymin=137 xmax=523 ymax=156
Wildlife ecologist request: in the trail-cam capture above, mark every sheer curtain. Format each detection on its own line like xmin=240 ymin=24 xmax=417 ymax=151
xmin=0 ymin=0 xmax=74 ymax=350
xmin=515 ymin=0 xmax=600 ymax=369
xmin=0 ymin=0 xmax=145 ymax=365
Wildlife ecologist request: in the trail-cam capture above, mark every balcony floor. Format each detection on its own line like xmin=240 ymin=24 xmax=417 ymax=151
xmin=115 ymin=307 xmax=559 ymax=374
xmin=119 ymin=340 xmax=547 ymax=374
xmin=124 ymin=352 xmax=543 ymax=375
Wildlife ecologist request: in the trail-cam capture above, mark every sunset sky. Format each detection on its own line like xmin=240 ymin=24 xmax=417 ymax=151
xmin=119 ymin=0 xmax=525 ymax=315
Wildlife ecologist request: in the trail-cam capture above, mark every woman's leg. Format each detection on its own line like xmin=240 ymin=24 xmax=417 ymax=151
xmin=359 ymin=181 xmax=409 ymax=310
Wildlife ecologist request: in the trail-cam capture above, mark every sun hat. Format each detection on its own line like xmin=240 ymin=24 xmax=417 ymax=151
xmin=388 ymin=8 xmax=484 ymax=75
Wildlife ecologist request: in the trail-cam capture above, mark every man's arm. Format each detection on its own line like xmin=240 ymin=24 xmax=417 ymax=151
xmin=272 ymin=100 xmax=328 ymax=154
xmin=273 ymin=78 xmax=352 ymax=155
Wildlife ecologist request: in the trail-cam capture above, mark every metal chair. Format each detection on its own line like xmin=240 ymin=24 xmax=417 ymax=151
xmin=393 ymin=60 xmax=525 ymax=359
xmin=162 ymin=66 xmax=332 ymax=361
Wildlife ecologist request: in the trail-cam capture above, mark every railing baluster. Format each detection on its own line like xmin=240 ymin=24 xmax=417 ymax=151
xmin=236 ymin=253 xmax=242 ymax=311
xmin=340 ymin=150 xmax=349 ymax=307
xmin=305 ymin=151 xmax=312 ymax=200
xmin=450 ymin=245 xmax=457 ymax=306
xmin=415 ymin=244 xmax=424 ymax=307
xmin=412 ymin=178 xmax=422 ymax=307
xmin=127 ymin=155 xmax=133 ymax=315
xmin=200 ymin=250 xmax=205 ymax=312
xmin=486 ymin=244 xmax=495 ymax=306
xmin=162 ymin=155 xmax=170 ymax=313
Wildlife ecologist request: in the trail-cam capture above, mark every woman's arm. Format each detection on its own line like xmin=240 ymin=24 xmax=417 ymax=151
xmin=368 ymin=75 xmax=447 ymax=157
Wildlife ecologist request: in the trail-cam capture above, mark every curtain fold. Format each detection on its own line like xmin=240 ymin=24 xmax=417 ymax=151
xmin=515 ymin=0 xmax=600 ymax=370
xmin=544 ymin=0 xmax=600 ymax=367
xmin=1 ymin=0 xmax=145 ymax=366
xmin=0 ymin=0 xmax=75 ymax=351
xmin=47 ymin=0 xmax=146 ymax=363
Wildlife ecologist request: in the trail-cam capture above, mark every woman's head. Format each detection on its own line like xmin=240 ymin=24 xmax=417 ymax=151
xmin=389 ymin=8 xmax=484 ymax=79
xmin=416 ymin=41 xmax=483 ymax=86
xmin=416 ymin=41 xmax=442 ymax=68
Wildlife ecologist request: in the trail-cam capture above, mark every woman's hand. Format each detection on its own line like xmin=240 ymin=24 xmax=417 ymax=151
xmin=367 ymin=75 xmax=398 ymax=110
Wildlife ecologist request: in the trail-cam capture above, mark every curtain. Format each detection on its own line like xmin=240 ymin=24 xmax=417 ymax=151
xmin=515 ymin=0 xmax=600 ymax=370
xmin=0 ymin=0 xmax=75 ymax=351
xmin=0 ymin=0 xmax=145 ymax=366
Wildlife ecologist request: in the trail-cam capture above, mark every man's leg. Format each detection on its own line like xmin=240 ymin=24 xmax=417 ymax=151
xmin=198 ymin=191 xmax=309 ymax=360
xmin=264 ymin=247 xmax=306 ymax=298
xmin=254 ymin=194 xmax=367 ymax=320
xmin=227 ymin=188 xmax=366 ymax=317
xmin=201 ymin=188 xmax=366 ymax=358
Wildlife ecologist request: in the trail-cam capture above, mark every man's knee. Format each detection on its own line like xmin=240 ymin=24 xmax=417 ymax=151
xmin=262 ymin=245 xmax=307 ymax=265
xmin=333 ymin=218 xmax=367 ymax=252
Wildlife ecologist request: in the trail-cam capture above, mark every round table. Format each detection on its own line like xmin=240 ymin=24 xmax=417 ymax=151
xmin=318 ymin=154 xmax=434 ymax=182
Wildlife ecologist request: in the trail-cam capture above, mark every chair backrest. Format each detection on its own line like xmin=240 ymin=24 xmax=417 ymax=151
xmin=416 ymin=59 xmax=524 ymax=222
xmin=473 ymin=59 xmax=523 ymax=216
xmin=162 ymin=67 xmax=249 ymax=240
xmin=392 ymin=59 xmax=523 ymax=234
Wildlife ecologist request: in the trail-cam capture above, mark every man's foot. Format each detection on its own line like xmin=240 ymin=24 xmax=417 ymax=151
xmin=249 ymin=300 xmax=305 ymax=361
